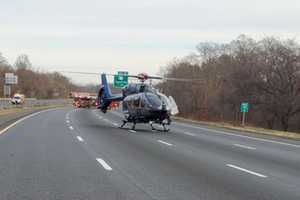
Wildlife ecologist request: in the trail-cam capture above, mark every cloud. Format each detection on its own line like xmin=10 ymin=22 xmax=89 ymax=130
xmin=1 ymin=0 xmax=300 ymax=83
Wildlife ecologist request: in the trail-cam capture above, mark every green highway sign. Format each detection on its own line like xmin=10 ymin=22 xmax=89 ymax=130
xmin=117 ymin=71 xmax=128 ymax=76
xmin=240 ymin=102 xmax=249 ymax=113
xmin=113 ymin=71 xmax=128 ymax=88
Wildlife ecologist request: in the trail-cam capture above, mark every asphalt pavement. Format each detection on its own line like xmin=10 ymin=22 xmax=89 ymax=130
xmin=0 ymin=107 xmax=299 ymax=200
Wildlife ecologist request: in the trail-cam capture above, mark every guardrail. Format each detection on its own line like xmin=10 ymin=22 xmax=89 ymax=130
xmin=0 ymin=98 xmax=71 ymax=110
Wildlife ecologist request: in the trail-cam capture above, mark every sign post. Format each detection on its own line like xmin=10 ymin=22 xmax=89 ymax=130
xmin=240 ymin=102 xmax=249 ymax=126
xmin=3 ymin=85 xmax=11 ymax=98
xmin=113 ymin=71 xmax=128 ymax=88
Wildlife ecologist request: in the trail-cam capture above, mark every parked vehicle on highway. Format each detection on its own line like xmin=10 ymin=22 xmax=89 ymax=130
xmin=73 ymin=96 xmax=92 ymax=108
xmin=11 ymin=93 xmax=25 ymax=105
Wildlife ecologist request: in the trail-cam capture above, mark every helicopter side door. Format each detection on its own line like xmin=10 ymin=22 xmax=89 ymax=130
xmin=133 ymin=95 xmax=142 ymax=117
xmin=123 ymin=94 xmax=139 ymax=116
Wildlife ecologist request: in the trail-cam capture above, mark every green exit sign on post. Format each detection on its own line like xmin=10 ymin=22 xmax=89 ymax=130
xmin=240 ymin=102 xmax=249 ymax=113
xmin=113 ymin=71 xmax=128 ymax=88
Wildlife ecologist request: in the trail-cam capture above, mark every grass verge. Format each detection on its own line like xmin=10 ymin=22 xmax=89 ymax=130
xmin=0 ymin=105 xmax=66 ymax=116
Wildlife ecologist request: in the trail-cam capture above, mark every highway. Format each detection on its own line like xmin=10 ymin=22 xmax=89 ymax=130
xmin=0 ymin=107 xmax=299 ymax=200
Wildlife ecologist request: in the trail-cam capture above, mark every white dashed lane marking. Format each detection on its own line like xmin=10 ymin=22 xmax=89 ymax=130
xmin=157 ymin=140 xmax=173 ymax=146
xmin=96 ymin=158 xmax=113 ymax=171
xmin=183 ymin=131 xmax=196 ymax=136
xmin=77 ymin=136 xmax=84 ymax=142
xmin=233 ymin=143 xmax=256 ymax=150
xmin=226 ymin=164 xmax=267 ymax=178
xmin=69 ymin=126 xmax=74 ymax=130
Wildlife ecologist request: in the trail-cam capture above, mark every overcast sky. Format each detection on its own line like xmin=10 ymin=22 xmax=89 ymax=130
xmin=1 ymin=0 xmax=300 ymax=84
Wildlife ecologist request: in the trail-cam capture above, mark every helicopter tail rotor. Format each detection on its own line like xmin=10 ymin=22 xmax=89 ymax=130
xmin=97 ymin=74 xmax=123 ymax=113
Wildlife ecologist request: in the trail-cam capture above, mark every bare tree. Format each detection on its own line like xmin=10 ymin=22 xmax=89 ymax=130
xmin=14 ymin=54 xmax=32 ymax=69
xmin=161 ymin=35 xmax=300 ymax=132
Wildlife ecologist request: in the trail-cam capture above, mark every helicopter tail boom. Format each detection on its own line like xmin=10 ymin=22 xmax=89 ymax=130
xmin=101 ymin=73 xmax=123 ymax=100
xmin=101 ymin=73 xmax=113 ymax=98
xmin=97 ymin=74 xmax=123 ymax=113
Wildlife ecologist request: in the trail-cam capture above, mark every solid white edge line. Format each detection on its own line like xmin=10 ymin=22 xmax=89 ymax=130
xmin=158 ymin=140 xmax=173 ymax=146
xmin=183 ymin=131 xmax=196 ymax=136
xmin=0 ymin=108 xmax=58 ymax=135
xmin=76 ymin=136 xmax=84 ymax=142
xmin=234 ymin=143 xmax=256 ymax=150
xmin=226 ymin=164 xmax=267 ymax=178
xmin=96 ymin=158 xmax=112 ymax=171
xmin=174 ymin=122 xmax=300 ymax=148
xmin=129 ymin=130 xmax=136 ymax=133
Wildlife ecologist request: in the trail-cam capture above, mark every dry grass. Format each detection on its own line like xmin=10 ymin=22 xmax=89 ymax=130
xmin=174 ymin=116 xmax=300 ymax=140
xmin=0 ymin=105 xmax=66 ymax=116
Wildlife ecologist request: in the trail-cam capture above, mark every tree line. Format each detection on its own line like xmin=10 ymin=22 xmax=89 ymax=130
xmin=0 ymin=53 xmax=79 ymax=99
xmin=160 ymin=35 xmax=300 ymax=132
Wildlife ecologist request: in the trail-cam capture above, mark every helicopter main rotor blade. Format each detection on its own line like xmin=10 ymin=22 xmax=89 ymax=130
xmin=59 ymin=71 xmax=116 ymax=76
xmin=127 ymin=75 xmax=163 ymax=80
xmin=59 ymin=71 xmax=204 ymax=82
xmin=163 ymin=77 xmax=204 ymax=82
xmin=59 ymin=71 xmax=100 ymax=75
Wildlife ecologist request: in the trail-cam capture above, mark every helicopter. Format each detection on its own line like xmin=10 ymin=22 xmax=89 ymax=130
xmin=97 ymin=73 xmax=179 ymax=132
xmin=60 ymin=70 xmax=202 ymax=132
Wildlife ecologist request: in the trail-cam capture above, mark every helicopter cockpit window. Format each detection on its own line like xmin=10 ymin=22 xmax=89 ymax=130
xmin=139 ymin=84 xmax=146 ymax=92
xmin=124 ymin=84 xmax=139 ymax=96
xmin=145 ymin=93 xmax=162 ymax=108
xmin=158 ymin=93 xmax=171 ymax=107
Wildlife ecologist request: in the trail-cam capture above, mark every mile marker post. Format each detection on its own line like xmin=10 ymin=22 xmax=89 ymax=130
xmin=242 ymin=111 xmax=246 ymax=127
xmin=240 ymin=102 xmax=249 ymax=127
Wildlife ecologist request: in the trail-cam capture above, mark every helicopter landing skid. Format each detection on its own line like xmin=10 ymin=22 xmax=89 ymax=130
xmin=119 ymin=120 xmax=136 ymax=130
xmin=150 ymin=122 xmax=170 ymax=132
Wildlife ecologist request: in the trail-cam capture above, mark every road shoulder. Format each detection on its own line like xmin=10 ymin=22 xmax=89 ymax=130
xmin=173 ymin=116 xmax=300 ymax=141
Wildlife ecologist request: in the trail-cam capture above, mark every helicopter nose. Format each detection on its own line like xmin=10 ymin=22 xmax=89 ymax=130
xmin=158 ymin=103 xmax=168 ymax=112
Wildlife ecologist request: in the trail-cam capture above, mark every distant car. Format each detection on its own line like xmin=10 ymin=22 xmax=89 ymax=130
xmin=11 ymin=94 xmax=25 ymax=105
